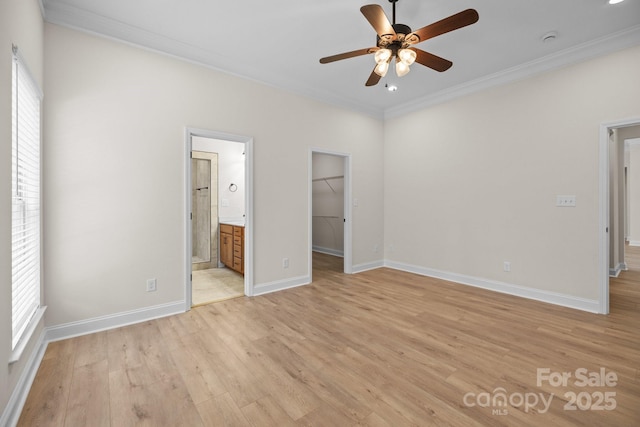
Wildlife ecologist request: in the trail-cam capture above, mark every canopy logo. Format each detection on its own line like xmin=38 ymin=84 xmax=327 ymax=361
xmin=462 ymin=388 xmax=553 ymax=415
xmin=462 ymin=367 xmax=618 ymax=416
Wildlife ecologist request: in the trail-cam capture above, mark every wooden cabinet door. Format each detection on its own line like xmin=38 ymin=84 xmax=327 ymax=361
xmin=220 ymin=232 xmax=234 ymax=267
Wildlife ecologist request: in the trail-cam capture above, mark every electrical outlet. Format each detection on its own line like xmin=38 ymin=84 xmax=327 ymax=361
xmin=503 ymin=262 xmax=511 ymax=272
xmin=556 ymin=195 xmax=576 ymax=207
xmin=146 ymin=278 xmax=157 ymax=292
xmin=282 ymin=258 xmax=289 ymax=269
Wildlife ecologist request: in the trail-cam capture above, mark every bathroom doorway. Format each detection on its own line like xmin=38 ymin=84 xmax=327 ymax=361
xmin=185 ymin=128 xmax=253 ymax=310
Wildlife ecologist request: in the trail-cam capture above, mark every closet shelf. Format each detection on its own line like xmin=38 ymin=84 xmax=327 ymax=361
xmin=312 ymin=175 xmax=344 ymax=193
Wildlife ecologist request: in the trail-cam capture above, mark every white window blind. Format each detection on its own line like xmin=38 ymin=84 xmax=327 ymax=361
xmin=11 ymin=46 xmax=42 ymax=351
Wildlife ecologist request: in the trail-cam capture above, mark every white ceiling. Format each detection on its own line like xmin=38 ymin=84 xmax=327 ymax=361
xmin=42 ymin=0 xmax=640 ymax=118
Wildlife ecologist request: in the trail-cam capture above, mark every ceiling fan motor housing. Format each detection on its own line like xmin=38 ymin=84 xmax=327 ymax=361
xmin=377 ymin=23 xmax=413 ymax=55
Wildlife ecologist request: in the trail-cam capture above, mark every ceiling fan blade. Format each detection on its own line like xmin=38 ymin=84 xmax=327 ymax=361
xmin=365 ymin=67 xmax=382 ymax=87
xmin=412 ymin=48 xmax=453 ymax=72
xmin=408 ymin=9 xmax=479 ymax=44
xmin=361 ymin=4 xmax=396 ymax=41
xmin=320 ymin=48 xmax=378 ymax=64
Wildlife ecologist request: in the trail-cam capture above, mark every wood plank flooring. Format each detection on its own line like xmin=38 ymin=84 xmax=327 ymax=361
xmin=18 ymin=252 xmax=640 ymax=426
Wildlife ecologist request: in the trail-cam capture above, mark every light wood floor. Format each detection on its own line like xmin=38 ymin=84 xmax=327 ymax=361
xmin=18 ymin=253 xmax=640 ymax=426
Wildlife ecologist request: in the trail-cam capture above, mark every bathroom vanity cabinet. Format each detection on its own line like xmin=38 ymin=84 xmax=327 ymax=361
xmin=220 ymin=223 xmax=244 ymax=275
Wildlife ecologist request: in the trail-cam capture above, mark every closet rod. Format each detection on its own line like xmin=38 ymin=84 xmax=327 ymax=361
xmin=311 ymin=175 xmax=344 ymax=182
xmin=312 ymin=175 xmax=343 ymax=193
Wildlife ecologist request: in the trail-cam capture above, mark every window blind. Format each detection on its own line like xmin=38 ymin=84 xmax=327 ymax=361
xmin=11 ymin=47 xmax=42 ymax=350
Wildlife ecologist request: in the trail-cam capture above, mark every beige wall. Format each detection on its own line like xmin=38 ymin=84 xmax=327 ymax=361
xmin=0 ymin=0 xmax=44 ymax=421
xmin=610 ymin=129 xmax=625 ymax=273
xmin=630 ymin=143 xmax=640 ymax=245
xmin=3 ymin=8 xmax=640 ymax=420
xmin=384 ymin=45 xmax=640 ymax=302
xmin=43 ymin=24 xmax=385 ymax=326
xmin=619 ymin=126 xmax=640 ymax=246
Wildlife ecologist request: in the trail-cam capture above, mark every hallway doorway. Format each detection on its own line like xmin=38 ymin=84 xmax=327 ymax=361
xmin=600 ymin=119 xmax=640 ymax=313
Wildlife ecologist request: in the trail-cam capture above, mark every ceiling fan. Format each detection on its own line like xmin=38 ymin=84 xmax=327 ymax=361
xmin=319 ymin=0 xmax=479 ymax=86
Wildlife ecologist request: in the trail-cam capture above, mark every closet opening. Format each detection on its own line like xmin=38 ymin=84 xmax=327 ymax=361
xmin=310 ymin=149 xmax=353 ymax=278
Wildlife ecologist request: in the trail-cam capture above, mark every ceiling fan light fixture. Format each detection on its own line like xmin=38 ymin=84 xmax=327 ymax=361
xmin=374 ymin=59 xmax=390 ymax=77
xmin=319 ymin=3 xmax=479 ymax=87
xmin=397 ymin=48 xmax=416 ymax=65
xmin=395 ymin=59 xmax=411 ymax=77
xmin=374 ymin=48 xmax=392 ymax=64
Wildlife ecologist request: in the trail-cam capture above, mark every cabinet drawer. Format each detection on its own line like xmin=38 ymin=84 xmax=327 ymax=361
xmin=233 ymin=226 xmax=244 ymax=237
xmin=233 ymin=257 xmax=243 ymax=271
xmin=233 ymin=236 xmax=242 ymax=247
xmin=220 ymin=224 xmax=233 ymax=234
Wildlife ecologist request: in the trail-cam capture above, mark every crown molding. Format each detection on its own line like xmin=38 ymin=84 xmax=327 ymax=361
xmin=41 ymin=0 xmax=385 ymax=119
xmin=384 ymin=24 xmax=640 ymax=120
xmin=42 ymin=1 xmax=639 ymax=121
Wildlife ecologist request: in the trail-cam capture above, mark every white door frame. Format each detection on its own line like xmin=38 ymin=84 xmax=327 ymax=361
xmin=309 ymin=148 xmax=353 ymax=277
xmin=598 ymin=117 xmax=640 ymax=314
xmin=184 ymin=127 xmax=254 ymax=311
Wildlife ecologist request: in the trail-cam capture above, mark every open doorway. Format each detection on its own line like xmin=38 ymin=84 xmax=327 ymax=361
xmin=310 ymin=149 xmax=352 ymax=278
xmin=600 ymin=119 xmax=640 ymax=314
xmin=185 ymin=128 xmax=253 ymax=311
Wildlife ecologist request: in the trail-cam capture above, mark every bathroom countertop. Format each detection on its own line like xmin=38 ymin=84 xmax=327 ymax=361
xmin=220 ymin=220 xmax=245 ymax=227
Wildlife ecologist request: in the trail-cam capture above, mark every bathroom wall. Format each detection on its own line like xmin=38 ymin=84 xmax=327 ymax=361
xmin=192 ymin=137 xmax=245 ymax=224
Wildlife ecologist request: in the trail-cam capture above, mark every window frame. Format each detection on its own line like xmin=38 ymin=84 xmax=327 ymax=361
xmin=10 ymin=45 xmax=45 ymax=363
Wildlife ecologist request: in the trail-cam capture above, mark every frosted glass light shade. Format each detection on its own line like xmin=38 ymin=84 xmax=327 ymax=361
xmin=374 ymin=60 xmax=390 ymax=77
xmin=395 ymin=60 xmax=410 ymax=77
xmin=374 ymin=49 xmax=392 ymax=64
xmin=398 ymin=49 xmax=417 ymax=65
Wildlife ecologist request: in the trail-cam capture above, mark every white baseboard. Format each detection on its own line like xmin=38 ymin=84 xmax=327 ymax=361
xmin=384 ymin=260 xmax=601 ymax=314
xmin=629 ymin=240 xmax=640 ymax=247
xmin=2 ymin=301 xmax=185 ymax=426
xmin=1 ymin=329 xmax=47 ymax=427
xmin=352 ymin=260 xmax=384 ymax=273
xmin=45 ymin=300 xmax=185 ymax=343
xmin=252 ymin=275 xmax=310 ymax=296
xmin=609 ymin=263 xmax=627 ymax=277
xmin=312 ymin=246 xmax=344 ymax=257
xmin=609 ymin=265 xmax=621 ymax=278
